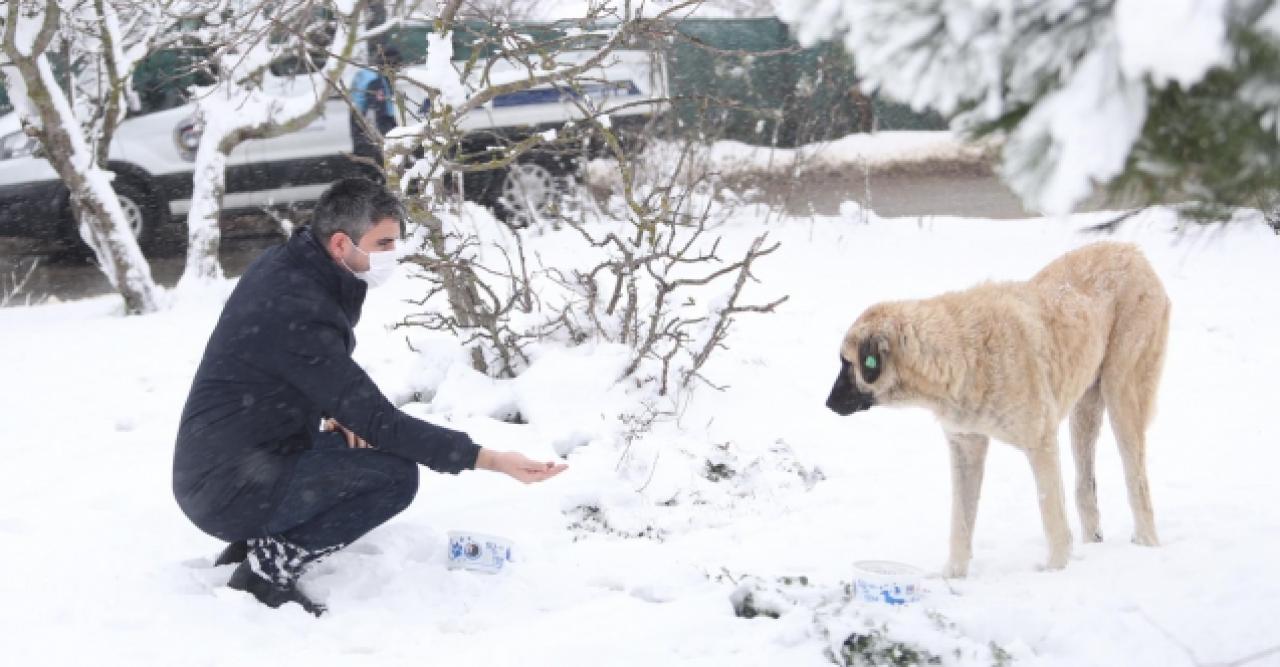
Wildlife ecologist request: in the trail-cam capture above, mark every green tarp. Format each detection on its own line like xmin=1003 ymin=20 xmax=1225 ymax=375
xmin=662 ymin=18 xmax=943 ymax=146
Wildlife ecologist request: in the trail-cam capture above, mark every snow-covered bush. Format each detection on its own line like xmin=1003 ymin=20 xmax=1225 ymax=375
xmin=391 ymin=2 xmax=788 ymax=394
xmin=399 ymin=176 xmax=786 ymax=394
xmin=0 ymin=257 xmax=39 ymax=307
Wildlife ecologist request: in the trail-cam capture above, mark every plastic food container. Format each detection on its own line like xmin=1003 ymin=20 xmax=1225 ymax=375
xmin=852 ymin=560 xmax=923 ymax=605
xmin=446 ymin=531 xmax=514 ymax=574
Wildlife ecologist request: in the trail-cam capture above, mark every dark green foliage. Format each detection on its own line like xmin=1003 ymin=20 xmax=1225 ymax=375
xmin=704 ymin=461 xmax=735 ymax=482
xmin=663 ymin=18 xmax=942 ymax=147
xmin=963 ymin=4 xmax=1280 ymax=220
xmin=1266 ymin=201 xmax=1280 ymax=232
xmin=836 ymin=630 xmax=942 ymax=667
xmin=1107 ymin=24 xmax=1280 ymax=218
xmin=731 ymin=591 xmax=783 ymax=619
xmin=989 ymin=641 xmax=1015 ymax=667
xmin=564 ymin=504 xmax=665 ymax=541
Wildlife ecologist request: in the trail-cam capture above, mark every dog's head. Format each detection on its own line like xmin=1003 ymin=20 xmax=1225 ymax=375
xmin=827 ymin=308 xmax=898 ymax=416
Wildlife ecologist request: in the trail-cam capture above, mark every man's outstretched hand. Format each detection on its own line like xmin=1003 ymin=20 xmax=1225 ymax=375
xmin=476 ymin=448 xmax=568 ymax=484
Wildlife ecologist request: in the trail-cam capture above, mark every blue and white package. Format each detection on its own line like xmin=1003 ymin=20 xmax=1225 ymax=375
xmin=447 ymin=531 xmax=514 ymax=573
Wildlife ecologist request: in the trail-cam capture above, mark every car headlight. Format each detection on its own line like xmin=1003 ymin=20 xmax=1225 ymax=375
xmin=0 ymin=130 xmax=38 ymax=161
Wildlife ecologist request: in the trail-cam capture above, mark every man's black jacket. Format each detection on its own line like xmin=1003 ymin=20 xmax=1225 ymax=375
xmin=173 ymin=227 xmax=478 ymax=535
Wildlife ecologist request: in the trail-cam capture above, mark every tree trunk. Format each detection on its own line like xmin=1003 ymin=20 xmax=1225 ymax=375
xmin=851 ymin=86 xmax=875 ymax=134
xmin=176 ymin=135 xmax=229 ymax=290
xmin=65 ymin=167 xmax=163 ymax=314
xmin=1 ymin=37 xmax=161 ymax=314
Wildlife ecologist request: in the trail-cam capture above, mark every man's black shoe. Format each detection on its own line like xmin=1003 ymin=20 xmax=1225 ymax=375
xmin=226 ymin=560 xmax=327 ymax=617
xmin=214 ymin=540 xmax=248 ymax=566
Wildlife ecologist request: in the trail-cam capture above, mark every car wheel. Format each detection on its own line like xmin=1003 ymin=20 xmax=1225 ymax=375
xmin=492 ymin=160 xmax=569 ymax=227
xmin=116 ymin=186 xmax=150 ymax=242
xmin=63 ymin=177 xmax=167 ymax=258
xmin=453 ymin=169 xmax=494 ymax=207
xmin=96 ymin=178 xmax=164 ymax=254
xmin=53 ymin=178 xmax=165 ymax=261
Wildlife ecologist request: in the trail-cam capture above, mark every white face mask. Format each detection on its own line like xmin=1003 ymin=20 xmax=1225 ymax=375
xmin=350 ymin=245 xmax=398 ymax=288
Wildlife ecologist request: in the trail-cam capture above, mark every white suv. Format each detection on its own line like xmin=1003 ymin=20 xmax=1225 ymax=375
xmin=0 ymin=38 xmax=667 ymax=252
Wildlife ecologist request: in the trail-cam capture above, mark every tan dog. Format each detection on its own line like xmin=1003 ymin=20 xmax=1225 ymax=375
xmin=827 ymin=242 xmax=1169 ymax=576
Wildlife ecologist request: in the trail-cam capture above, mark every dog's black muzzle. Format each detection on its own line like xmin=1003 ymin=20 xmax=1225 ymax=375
xmin=826 ymin=360 xmax=875 ymax=416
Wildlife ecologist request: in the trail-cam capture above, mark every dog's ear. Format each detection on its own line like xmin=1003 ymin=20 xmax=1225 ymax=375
xmin=873 ymin=332 xmax=891 ymax=357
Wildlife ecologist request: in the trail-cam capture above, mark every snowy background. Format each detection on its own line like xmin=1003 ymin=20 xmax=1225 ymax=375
xmin=2 ymin=133 xmax=1280 ymax=665
xmin=774 ymin=0 xmax=1278 ymax=217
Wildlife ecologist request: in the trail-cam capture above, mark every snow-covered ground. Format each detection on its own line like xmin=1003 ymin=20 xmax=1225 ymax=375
xmin=673 ymin=131 xmax=994 ymax=175
xmin=588 ymin=132 xmax=994 ymax=190
xmin=2 ymin=189 xmax=1278 ymax=665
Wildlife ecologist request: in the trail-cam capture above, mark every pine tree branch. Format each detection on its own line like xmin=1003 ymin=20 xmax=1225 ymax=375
xmin=1083 ymin=208 xmax=1145 ymax=234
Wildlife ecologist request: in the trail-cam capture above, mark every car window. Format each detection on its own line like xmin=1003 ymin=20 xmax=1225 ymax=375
xmin=132 ymin=46 xmax=215 ymax=115
xmin=0 ymin=40 xmax=207 ymax=118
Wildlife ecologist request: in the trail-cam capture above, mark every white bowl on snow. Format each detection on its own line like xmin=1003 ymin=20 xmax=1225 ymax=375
xmin=852 ymin=560 xmax=923 ymax=605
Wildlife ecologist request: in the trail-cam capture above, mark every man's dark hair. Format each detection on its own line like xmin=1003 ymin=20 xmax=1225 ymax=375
xmin=373 ymin=44 xmax=402 ymax=69
xmin=311 ymin=178 xmax=405 ymax=244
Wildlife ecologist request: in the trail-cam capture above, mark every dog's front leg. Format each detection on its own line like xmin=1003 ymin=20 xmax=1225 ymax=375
xmin=944 ymin=432 xmax=989 ymax=578
xmin=1026 ymin=442 xmax=1073 ymax=570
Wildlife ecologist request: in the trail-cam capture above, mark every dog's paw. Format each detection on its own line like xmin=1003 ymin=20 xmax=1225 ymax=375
xmin=1043 ymin=551 xmax=1071 ymax=570
xmin=941 ymin=560 xmax=970 ymax=579
xmin=1084 ymin=529 xmax=1103 ymax=543
xmin=1131 ymin=532 xmax=1159 ymax=547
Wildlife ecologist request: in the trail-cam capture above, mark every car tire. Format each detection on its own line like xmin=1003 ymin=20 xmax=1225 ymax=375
xmin=487 ymin=157 xmax=576 ymax=227
xmin=456 ymin=169 xmax=495 ymax=208
xmin=112 ymin=178 xmax=163 ymax=253
xmin=60 ymin=177 xmax=165 ymax=259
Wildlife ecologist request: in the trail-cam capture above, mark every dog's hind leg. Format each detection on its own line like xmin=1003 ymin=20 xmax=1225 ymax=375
xmin=1102 ymin=361 xmax=1163 ymax=546
xmin=1026 ymin=439 xmax=1073 ymax=570
xmin=943 ymin=432 xmax=989 ymax=578
xmin=1102 ymin=298 xmax=1167 ymax=547
xmin=1070 ymin=382 xmax=1105 ymax=542
xmin=1103 ymin=383 xmax=1159 ymax=546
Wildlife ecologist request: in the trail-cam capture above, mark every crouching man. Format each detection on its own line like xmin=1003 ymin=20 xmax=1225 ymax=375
xmin=172 ymin=178 xmax=565 ymax=616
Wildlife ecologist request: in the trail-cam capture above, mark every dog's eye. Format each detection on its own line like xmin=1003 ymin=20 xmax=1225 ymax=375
xmin=859 ymin=340 xmax=881 ymax=383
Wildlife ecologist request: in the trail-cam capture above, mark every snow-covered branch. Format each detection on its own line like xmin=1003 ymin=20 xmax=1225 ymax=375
xmin=777 ymin=0 xmax=1277 ymax=217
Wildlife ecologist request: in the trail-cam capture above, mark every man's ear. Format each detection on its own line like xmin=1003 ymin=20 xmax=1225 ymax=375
xmin=326 ymin=231 xmax=350 ymax=262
